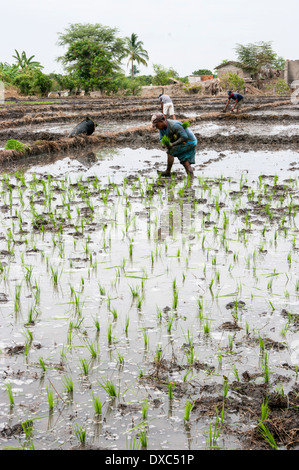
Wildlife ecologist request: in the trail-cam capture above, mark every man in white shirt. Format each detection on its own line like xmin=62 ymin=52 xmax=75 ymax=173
xmin=158 ymin=94 xmax=176 ymax=120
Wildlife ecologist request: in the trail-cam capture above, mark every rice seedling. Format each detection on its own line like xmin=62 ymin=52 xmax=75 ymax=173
xmin=99 ymin=378 xmax=117 ymax=397
xmin=50 ymin=266 xmax=59 ymax=286
xmin=184 ymin=396 xmax=194 ymax=422
xmin=168 ymin=381 xmax=174 ymax=399
xmin=260 ymin=398 xmax=269 ymax=421
xmin=184 ymin=344 xmax=195 ymax=365
xmin=223 ymin=378 xmax=229 ymax=399
xmin=258 ymin=422 xmax=277 ymax=450
xmin=142 ymin=399 xmax=148 ymax=420
xmin=14 ymin=284 xmax=22 ymax=313
xmin=94 ymin=319 xmax=100 ymax=333
xmin=5 ymin=382 xmax=14 ymax=407
xmin=261 ymin=352 xmax=270 ymax=384
xmin=63 ymin=375 xmax=74 ymax=393
xmin=98 ymin=283 xmax=106 ymax=296
xmin=228 ymin=333 xmax=235 ymax=351
xmin=217 ymin=350 xmax=223 ymax=369
xmin=139 ymin=430 xmax=147 ymax=449
xmin=46 ymin=384 xmax=54 ymax=411
xmin=143 ymin=329 xmax=149 ymax=348
xmin=110 ymin=306 xmax=118 ymax=320
xmin=136 ymin=294 xmax=144 ymax=310
xmin=154 ymin=344 xmax=163 ymax=363
xmin=79 ymin=358 xmax=89 ymax=376
xmin=91 ymin=390 xmax=102 ymax=415
xmin=203 ymin=320 xmax=210 ymax=335
xmin=231 ymin=363 xmax=240 ymax=381
xmin=167 ymin=315 xmax=175 ymax=333
xmin=116 ymin=350 xmax=125 ymax=365
xmin=84 ymin=338 xmax=98 ymax=358
xmin=38 ymin=356 xmax=47 ymax=372
xmin=172 ymin=289 xmax=179 ymax=309
xmin=73 ymin=424 xmax=87 ymax=446
xmin=205 ymin=407 xmax=222 ymax=449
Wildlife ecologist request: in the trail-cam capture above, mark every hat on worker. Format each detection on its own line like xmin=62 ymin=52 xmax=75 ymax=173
xmin=227 ymin=90 xmax=232 ymax=95
xmin=158 ymin=94 xmax=162 ymax=98
xmin=151 ymin=113 xmax=165 ymax=128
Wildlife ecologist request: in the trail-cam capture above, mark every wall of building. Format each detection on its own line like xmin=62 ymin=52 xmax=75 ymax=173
xmin=284 ymin=60 xmax=299 ymax=84
xmin=216 ymin=65 xmax=251 ymax=79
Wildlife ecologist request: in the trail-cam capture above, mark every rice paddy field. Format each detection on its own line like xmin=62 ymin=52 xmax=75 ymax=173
xmin=0 ymin=94 xmax=298 ymax=451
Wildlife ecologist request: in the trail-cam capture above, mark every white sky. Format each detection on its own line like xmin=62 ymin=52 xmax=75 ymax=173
xmin=1 ymin=0 xmax=297 ymax=77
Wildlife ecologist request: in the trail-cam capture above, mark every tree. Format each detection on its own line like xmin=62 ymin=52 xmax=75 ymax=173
xmin=192 ymin=69 xmax=213 ymax=75
xmin=152 ymin=64 xmax=179 ymax=86
xmin=12 ymin=50 xmax=43 ymax=72
xmin=273 ymin=56 xmax=285 ymax=70
xmin=57 ymin=23 xmax=127 ymax=93
xmin=124 ymin=33 xmax=149 ymax=79
xmin=0 ymin=62 xmax=19 ymax=83
xmin=235 ymin=42 xmax=278 ymax=78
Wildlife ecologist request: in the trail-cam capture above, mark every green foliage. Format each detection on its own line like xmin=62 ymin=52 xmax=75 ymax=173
xmin=274 ymin=78 xmax=290 ymax=95
xmin=114 ymin=74 xmax=142 ymax=96
xmin=49 ymin=73 xmax=77 ymax=94
xmin=219 ymin=72 xmax=245 ymax=93
xmin=13 ymin=69 xmax=53 ymax=96
xmin=12 ymin=50 xmax=43 ymax=71
xmin=57 ymin=23 xmax=127 ymax=93
xmin=183 ymin=83 xmax=202 ymax=94
xmin=133 ymin=74 xmax=153 ymax=86
xmin=152 ymin=64 xmax=179 ymax=85
xmin=57 ymin=23 xmax=126 ymax=60
xmin=192 ymin=68 xmax=213 ymax=75
xmin=0 ymin=62 xmax=19 ymax=83
xmin=273 ymin=56 xmax=285 ymax=70
xmin=31 ymin=70 xmax=52 ymax=95
xmin=235 ymin=41 xmax=279 ymax=78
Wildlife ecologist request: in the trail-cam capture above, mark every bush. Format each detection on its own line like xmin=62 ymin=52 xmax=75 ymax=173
xmin=219 ymin=72 xmax=245 ymax=93
xmin=13 ymin=70 xmax=53 ymax=96
xmin=274 ymin=79 xmax=290 ymax=95
xmin=183 ymin=84 xmax=202 ymax=94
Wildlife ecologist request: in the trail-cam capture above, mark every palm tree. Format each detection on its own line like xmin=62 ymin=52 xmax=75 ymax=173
xmin=125 ymin=33 xmax=149 ymax=79
xmin=12 ymin=50 xmax=43 ymax=72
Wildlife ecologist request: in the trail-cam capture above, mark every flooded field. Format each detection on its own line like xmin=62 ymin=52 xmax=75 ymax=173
xmin=0 ymin=94 xmax=298 ymax=450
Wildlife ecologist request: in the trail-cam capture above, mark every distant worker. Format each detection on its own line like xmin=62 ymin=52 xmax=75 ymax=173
xmin=223 ymin=90 xmax=244 ymax=114
xmin=151 ymin=113 xmax=197 ymax=179
xmin=69 ymin=116 xmax=97 ymax=137
xmin=158 ymin=94 xmax=176 ymax=120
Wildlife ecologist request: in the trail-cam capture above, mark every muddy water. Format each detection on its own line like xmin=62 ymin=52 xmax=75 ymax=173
xmin=193 ymin=121 xmax=299 ymax=138
xmin=0 ymin=145 xmax=298 ymax=450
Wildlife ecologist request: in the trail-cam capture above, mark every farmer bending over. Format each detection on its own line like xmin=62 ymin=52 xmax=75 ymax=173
xmin=223 ymin=90 xmax=244 ymax=114
xmin=158 ymin=94 xmax=176 ymax=120
xmin=151 ymin=113 xmax=197 ymax=179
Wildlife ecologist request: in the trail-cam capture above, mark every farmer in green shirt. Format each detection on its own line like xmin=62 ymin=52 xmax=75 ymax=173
xmin=151 ymin=113 xmax=197 ymax=179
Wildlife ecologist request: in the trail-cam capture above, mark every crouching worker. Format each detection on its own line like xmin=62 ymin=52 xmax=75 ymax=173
xmin=151 ymin=113 xmax=197 ymax=179
xmin=222 ymin=90 xmax=244 ymax=114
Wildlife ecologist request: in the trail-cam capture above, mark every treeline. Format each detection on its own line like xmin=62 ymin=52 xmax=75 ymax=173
xmin=0 ymin=24 xmax=190 ymax=97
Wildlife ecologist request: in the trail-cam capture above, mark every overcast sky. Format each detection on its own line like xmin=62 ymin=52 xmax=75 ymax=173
xmin=1 ymin=0 xmax=298 ymax=77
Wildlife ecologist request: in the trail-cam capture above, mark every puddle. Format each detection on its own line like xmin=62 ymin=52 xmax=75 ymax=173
xmin=193 ymin=122 xmax=299 ymax=137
